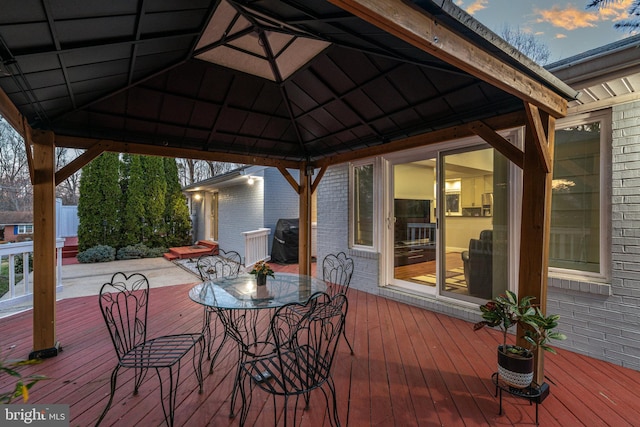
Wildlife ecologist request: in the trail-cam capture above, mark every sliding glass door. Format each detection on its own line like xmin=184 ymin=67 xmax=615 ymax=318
xmin=390 ymin=158 xmax=437 ymax=292
xmin=388 ymin=145 xmax=509 ymax=302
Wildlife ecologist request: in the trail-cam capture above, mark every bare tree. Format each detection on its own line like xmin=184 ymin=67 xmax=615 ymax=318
xmin=588 ymin=0 xmax=640 ymax=30
xmin=175 ymin=158 xmax=240 ymax=186
xmin=0 ymin=118 xmax=31 ymax=211
xmin=55 ymin=147 xmax=82 ymax=205
xmin=500 ymin=24 xmax=551 ymax=65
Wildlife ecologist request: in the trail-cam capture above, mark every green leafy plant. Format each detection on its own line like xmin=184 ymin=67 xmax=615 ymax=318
xmin=473 ymin=290 xmax=566 ymax=356
xmin=0 ymin=351 xmax=47 ymax=404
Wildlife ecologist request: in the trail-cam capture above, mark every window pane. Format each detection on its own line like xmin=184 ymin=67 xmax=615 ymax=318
xmin=550 ymin=121 xmax=600 ymax=272
xmin=354 ymin=164 xmax=374 ymax=246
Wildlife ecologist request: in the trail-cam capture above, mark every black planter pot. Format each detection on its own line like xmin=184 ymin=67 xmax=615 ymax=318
xmin=497 ymin=345 xmax=534 ymax=388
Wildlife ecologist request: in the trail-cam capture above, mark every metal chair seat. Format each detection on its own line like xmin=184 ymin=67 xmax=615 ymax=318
xmin=118 ymin=333 xmax=204 ymax=368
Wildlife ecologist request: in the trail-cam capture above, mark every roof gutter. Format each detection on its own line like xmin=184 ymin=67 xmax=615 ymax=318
xmin=421 ymin=0 xmax=580 ymax=102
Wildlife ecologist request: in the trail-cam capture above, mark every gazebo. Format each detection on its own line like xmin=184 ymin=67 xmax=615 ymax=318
xmin=0 ymin=0 xmax=577 ymax=384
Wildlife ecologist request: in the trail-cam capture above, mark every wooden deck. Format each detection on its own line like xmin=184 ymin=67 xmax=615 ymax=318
xmin=2 ymin=262 xmax=640 ymax=426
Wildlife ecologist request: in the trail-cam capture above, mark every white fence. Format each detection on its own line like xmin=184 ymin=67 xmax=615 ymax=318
xmin=56 ymin=199 xmax=79 ymax=238
xmin=242 ymin=228 xmax=271 ymax=268
xmin=0 ymin=239 xmax=65 ymax=309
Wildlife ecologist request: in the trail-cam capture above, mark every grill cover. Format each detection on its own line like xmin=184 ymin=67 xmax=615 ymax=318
xmin=271 ymin=218 xmax=299 ymax=263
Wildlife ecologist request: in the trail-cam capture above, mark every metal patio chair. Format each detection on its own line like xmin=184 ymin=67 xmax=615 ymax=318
xmin=97 ymin=272 xmax=204 ymax=427
xmin=196 ymin=249 xmax=243 ymax=372
xmin=322 ymin=251 xmax=355 ymax=354
xmin=238 ymin=291 xmax=347 ymax=427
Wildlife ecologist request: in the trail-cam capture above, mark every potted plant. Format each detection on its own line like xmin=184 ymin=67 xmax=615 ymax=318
xmin=474 ymin=290 xmax=566 ymax=388
xmin=250 ymin=260 xmax=275 ymax=286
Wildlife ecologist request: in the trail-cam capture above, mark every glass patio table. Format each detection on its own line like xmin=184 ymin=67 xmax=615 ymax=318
xmin=188 ymin=272 xmax=326 ymax=416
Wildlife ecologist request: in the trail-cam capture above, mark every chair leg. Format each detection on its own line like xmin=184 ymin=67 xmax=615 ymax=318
xmin=322 ymin=377 xmax=341 ymax=427
xmin=342 ymin=328 xmax=354 ymax=355
xmin=95 ymin=366 xmax=120 ymax=426
xmin=192 ymin=335 xmax=205 ymax=393
xmin=133 ymin=366 xmax=149 ymax=394
xmin=156 ymin=363 xmax=182 ymax=427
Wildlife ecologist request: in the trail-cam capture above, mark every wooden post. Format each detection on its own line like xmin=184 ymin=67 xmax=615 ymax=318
xmin=298 ymin=167 xmax=313 ymax=276
xmin=517 ymin=112 xmax=555 ymax=385
xmin=30 ymin=130 xmax=60 ymax=359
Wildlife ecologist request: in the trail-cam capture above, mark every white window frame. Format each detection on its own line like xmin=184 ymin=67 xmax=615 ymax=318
xmin=17 ymin=224 xmax=33 ymax=234
xmin=548 ymin=110 xmax=611 ymax=281
xmin=349 ymin=159 xmax=378 ymax=251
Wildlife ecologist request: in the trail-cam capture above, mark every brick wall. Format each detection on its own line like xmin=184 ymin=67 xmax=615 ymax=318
xmin=547 ymin=100 xmax=640 ymax=370
xmin=316 ymin=164 xmax=379 ymax=293
xmin=218 ymin=179 xmax=264 ymax=263
xmin=263 ymin=168 xmax=299 ymax=253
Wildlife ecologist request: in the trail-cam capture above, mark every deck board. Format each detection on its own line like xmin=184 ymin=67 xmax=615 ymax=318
xmin=2 ymin=266 xmax=640 ymax=426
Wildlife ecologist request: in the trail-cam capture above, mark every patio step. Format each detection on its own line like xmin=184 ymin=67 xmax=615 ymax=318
xmin=163 ymin=241 xmax=219 ymax=260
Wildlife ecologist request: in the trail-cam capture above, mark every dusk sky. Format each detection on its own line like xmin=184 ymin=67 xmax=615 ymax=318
xmin=456 ymin=0 xmax=637 ymax=62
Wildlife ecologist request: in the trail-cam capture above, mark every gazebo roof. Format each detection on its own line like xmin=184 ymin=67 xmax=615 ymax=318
xmin=0 ymin=0 xmax=577 ymax=166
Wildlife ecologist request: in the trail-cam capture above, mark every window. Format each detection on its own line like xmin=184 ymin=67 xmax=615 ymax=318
xmin=17 ymin=224 xmax=33 ymax=234
xmin=351 ymin=162 xmax=375 ymax=248
xmin=549 ymin=112 xmax=609 ymax=276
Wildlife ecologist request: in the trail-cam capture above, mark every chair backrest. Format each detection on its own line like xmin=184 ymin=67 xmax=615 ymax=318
xmin=322 ymin=252 xmax=354 ymax=295
xmin=196 ymin=249 xmax=242 ymax=281
xmin=479 ymin=229 xmax=493 ymax=242
xmin=99 ymin=272 xmax=150 ymax=359
xmin=270 ymin=292 xmax=347 ymax=393
xmin=467 ymin=238 xmax=493 ymax=299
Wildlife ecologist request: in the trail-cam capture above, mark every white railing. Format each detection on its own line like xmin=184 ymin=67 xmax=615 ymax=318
xmin=0 ymin=239 xmax=64 ymax=309
xmin=242 ymin=228 xmax=271 ymax=268
xmin=549 ymin=227 xmax=590 ymax=262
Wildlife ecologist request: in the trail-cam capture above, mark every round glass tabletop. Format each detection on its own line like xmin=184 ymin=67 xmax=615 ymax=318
xmin=189 ymin=272 xmax=327 ymax=310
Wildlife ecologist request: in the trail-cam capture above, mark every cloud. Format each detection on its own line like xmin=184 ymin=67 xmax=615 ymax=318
xmin=555 ymin=33 xmax=568 ymax=39
xmin=535 ymin=0 xmax=635 ymax=31
xmin=597 ymin=0 xmax=634 ymax=22
xmin=535 ymin=6 xmax=599 ymax=30
xmin=458 ymin=0 xmax=489 ymax=15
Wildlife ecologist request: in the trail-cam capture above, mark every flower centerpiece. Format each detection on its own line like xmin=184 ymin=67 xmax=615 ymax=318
xmin=473 ymin=290 xmax=566 ymax=388
xmin=250 ymin=260 xmax=275 ymax=286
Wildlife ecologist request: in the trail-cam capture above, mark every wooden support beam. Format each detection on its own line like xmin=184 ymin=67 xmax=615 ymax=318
xmin=314 ymin=111 xmax=527 ymax=168
xmin=524 ymin=103 xmax=552 ymax=173
xmin=466 ymin=121 xmax=524 ymax=169
xmin=0 ymin=87 xmax=25 ymax=138
xmin=54 ymin=135 xmax=302 ymax=170
xmin=23 ymin=118 xmax=35 ymax=185
xmin=328 ymin=0 xmax=569 ymax=118
xmin=277 ymin=166 xmax=301 ymax=194
xmin=311 ymin=165 xmax=327 ymax=194
xmin=55 ymin=141 xmax=111 ymax=185
xmin=298 ymin=167 xmax=313 ymax=276
xmin=517 ymin=115 xmax=555 ymax=385
xmin=30 ymin=130 xmax=60 ymax=359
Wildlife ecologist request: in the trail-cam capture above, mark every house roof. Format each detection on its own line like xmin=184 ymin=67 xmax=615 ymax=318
xmin=0 ymin=211 xmax=33 ymax=226
xmin=547 ymin=34 xmax=640 ymax=113
xmin=0 ymin=0 xmax=577 ymax=166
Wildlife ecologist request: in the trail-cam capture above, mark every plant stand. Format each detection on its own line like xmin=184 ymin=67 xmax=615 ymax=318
xmin=492 ymin=372 xmax=549 ymax=425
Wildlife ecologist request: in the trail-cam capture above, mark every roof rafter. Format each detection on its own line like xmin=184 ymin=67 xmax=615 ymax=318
xmin=328 ymin=0 xmax=569 ymax=118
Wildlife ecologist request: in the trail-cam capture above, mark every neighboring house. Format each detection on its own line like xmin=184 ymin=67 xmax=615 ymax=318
xmin=0 ymin=199 xmax=79 ymax=243
xmin=316 ymin=35 xmax=640 ymax=370
xmin=183 ymin=165 xmax=317 ymax=265
xmin=0 ymin=211 xmax=33 ymax=242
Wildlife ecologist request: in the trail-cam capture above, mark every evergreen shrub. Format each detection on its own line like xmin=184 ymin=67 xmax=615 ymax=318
xmin=145 ymin=247 xmax=168 ymax=258
xmin=116 ymin=243 xmax=148 ymax=260
xmin=77 ymin=245 xmax=116 ymax=263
